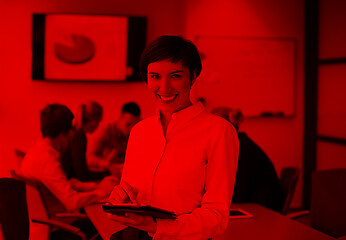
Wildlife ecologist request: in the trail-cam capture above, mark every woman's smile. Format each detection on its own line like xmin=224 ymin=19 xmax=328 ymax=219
xmin=157 ymin=94 xmax=178 ymax=102
xmin=147 ymin=60 xmax=194 ymax=114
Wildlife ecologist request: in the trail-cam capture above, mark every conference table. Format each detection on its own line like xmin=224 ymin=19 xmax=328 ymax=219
xmin=84 ymin=203 xmax=334 ymax=240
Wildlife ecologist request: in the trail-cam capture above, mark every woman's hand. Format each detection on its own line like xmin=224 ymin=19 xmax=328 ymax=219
xmin=109 ymin=181 xmax=138 ymax=204
xmin=108 ymin=213 xmax=157 ymax=234
xmin=108 ymin=182 xmax=157 ymax=233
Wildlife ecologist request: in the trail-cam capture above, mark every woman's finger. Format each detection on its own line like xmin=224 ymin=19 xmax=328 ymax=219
xmin=121 ymin=181 xmax=138 ymax=204
xmin=109 ymin=186 xmax=129 ymax=203
xmin=109 ymin=191 xmax=123 ymax=204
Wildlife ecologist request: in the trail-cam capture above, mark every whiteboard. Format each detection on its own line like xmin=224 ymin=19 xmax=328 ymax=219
xmin=192 ymin=36 xmax=296 ymax=117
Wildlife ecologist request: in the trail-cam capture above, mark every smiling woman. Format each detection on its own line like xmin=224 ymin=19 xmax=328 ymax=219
xmin=108 ymin=35 xmax=239 ymax=240
xmin=147 ymin=61 xmax=193 ymax=127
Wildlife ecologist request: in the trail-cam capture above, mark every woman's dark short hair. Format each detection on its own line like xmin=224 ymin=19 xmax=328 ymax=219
xmin=139 ymin=35 xmax=202 ymax=83
xmin=40 ymin=104 xmax=74 ymax=138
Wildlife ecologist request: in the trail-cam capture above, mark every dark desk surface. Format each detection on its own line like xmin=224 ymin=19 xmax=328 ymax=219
xmin=85 ymin=203 xmax=335 ymax=240
xmin=215 ymin=203 xmax=334 ymax=240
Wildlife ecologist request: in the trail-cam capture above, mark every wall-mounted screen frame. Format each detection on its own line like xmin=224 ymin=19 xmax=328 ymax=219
xmin=32 ymin=13 xmax=146 ymax=82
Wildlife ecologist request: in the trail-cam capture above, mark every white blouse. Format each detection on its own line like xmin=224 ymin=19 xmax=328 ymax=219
xmin=121 ymin=102 xmax=239 ymax=239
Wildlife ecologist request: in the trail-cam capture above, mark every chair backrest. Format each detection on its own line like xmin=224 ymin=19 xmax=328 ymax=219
xmin=9 ymin=170 xmax=52 ymax=240
xmin=280 ymin=167 xmax=300 ymax=215
xmin=11 ymin=149 xmax=68 ymax=220
xmin=10 ymin=170 xmax=39 ymax=191
xmin=9 ymin=170 xmax=65 ymax=220
xmin=0 ymin=178 xmax=29 ymax=240
xmin=311 ymin=168 xmax=346 ymax=238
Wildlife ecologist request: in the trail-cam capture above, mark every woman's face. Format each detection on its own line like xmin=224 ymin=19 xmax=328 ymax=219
xmin=147 ymin=60 xmax=194 ymax=114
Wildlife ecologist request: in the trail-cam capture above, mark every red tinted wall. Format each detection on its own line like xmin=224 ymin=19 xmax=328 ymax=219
xmin=317 ymin=0 xmax=346 ymax=170
xmin=0 ymin=0 xmax=186 ymax=176
xmin=185 ymin=0 xmax=305 ymax=207
xmin=1 ymin=0 xmax=306 ymax=208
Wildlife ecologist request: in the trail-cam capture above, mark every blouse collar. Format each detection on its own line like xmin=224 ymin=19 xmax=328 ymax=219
xmin=155 ymin=102 xmax=205 ymax=129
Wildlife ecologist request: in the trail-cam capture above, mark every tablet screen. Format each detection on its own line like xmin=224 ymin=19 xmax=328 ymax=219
xmin=102 ymin=204 xmax=177 ymax=219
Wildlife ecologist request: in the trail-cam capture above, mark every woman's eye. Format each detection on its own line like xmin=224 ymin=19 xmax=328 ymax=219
xmin=171 ymin=74 xmax=182 ymax=79
xmin=149 ymin=75 xmax=160 ymax=79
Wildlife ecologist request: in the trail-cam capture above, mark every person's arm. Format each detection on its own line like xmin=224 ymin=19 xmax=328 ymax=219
xmin=151 ymin=123 xmax=239 ymax=239
xmin=74 ymin=189 xmax=108 ymax=209
xmin=39 ymin=157 xmax=108 ymax=211
xmin=87 ymin=125 xmax=112 ymax=169
xmin=70 ymin=178 xmax=96 ymax=192
xmin=109 ymin=163 xmax=124 ymax=180
xmin=71 ymin=176 xmax=119 ymax=207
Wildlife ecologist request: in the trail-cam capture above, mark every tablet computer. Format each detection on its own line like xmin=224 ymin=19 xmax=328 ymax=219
xmin=229 ymin=208 xmax=254 ymax=219
xmin=102 ymin=203 xmax=177 ymax=219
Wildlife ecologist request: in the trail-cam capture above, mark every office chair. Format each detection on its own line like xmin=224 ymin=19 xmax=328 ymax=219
xmin=12 ymin=149 xmax=89 ymax=221
xmin=0 ymin=177 xmax=88 ymax=240
xmin=279 ymin=167 xmax=300 ymax=215
xmin=11 ymin=149 xmax=99 ymax=239
xmin=0 ymin=178 xmax=30 ymax=240
xmin=8 ymin=171 xmax=88 ymax=240
xmin=10 ymin=170 xmax=98 ymax=240
xmin=310 ymin=168 xmax=346 ymax=238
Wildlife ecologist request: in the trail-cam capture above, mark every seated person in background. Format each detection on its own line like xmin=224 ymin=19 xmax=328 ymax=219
xmin=212 ymin=107 xmax=285 ymax=212
xmin=87 ymin=102 xmax=141 ymax=180
xmin=20 ymin=103 xmax=117 ymax=213
xmin=61 ymin=101 xmax=112 ymax=182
